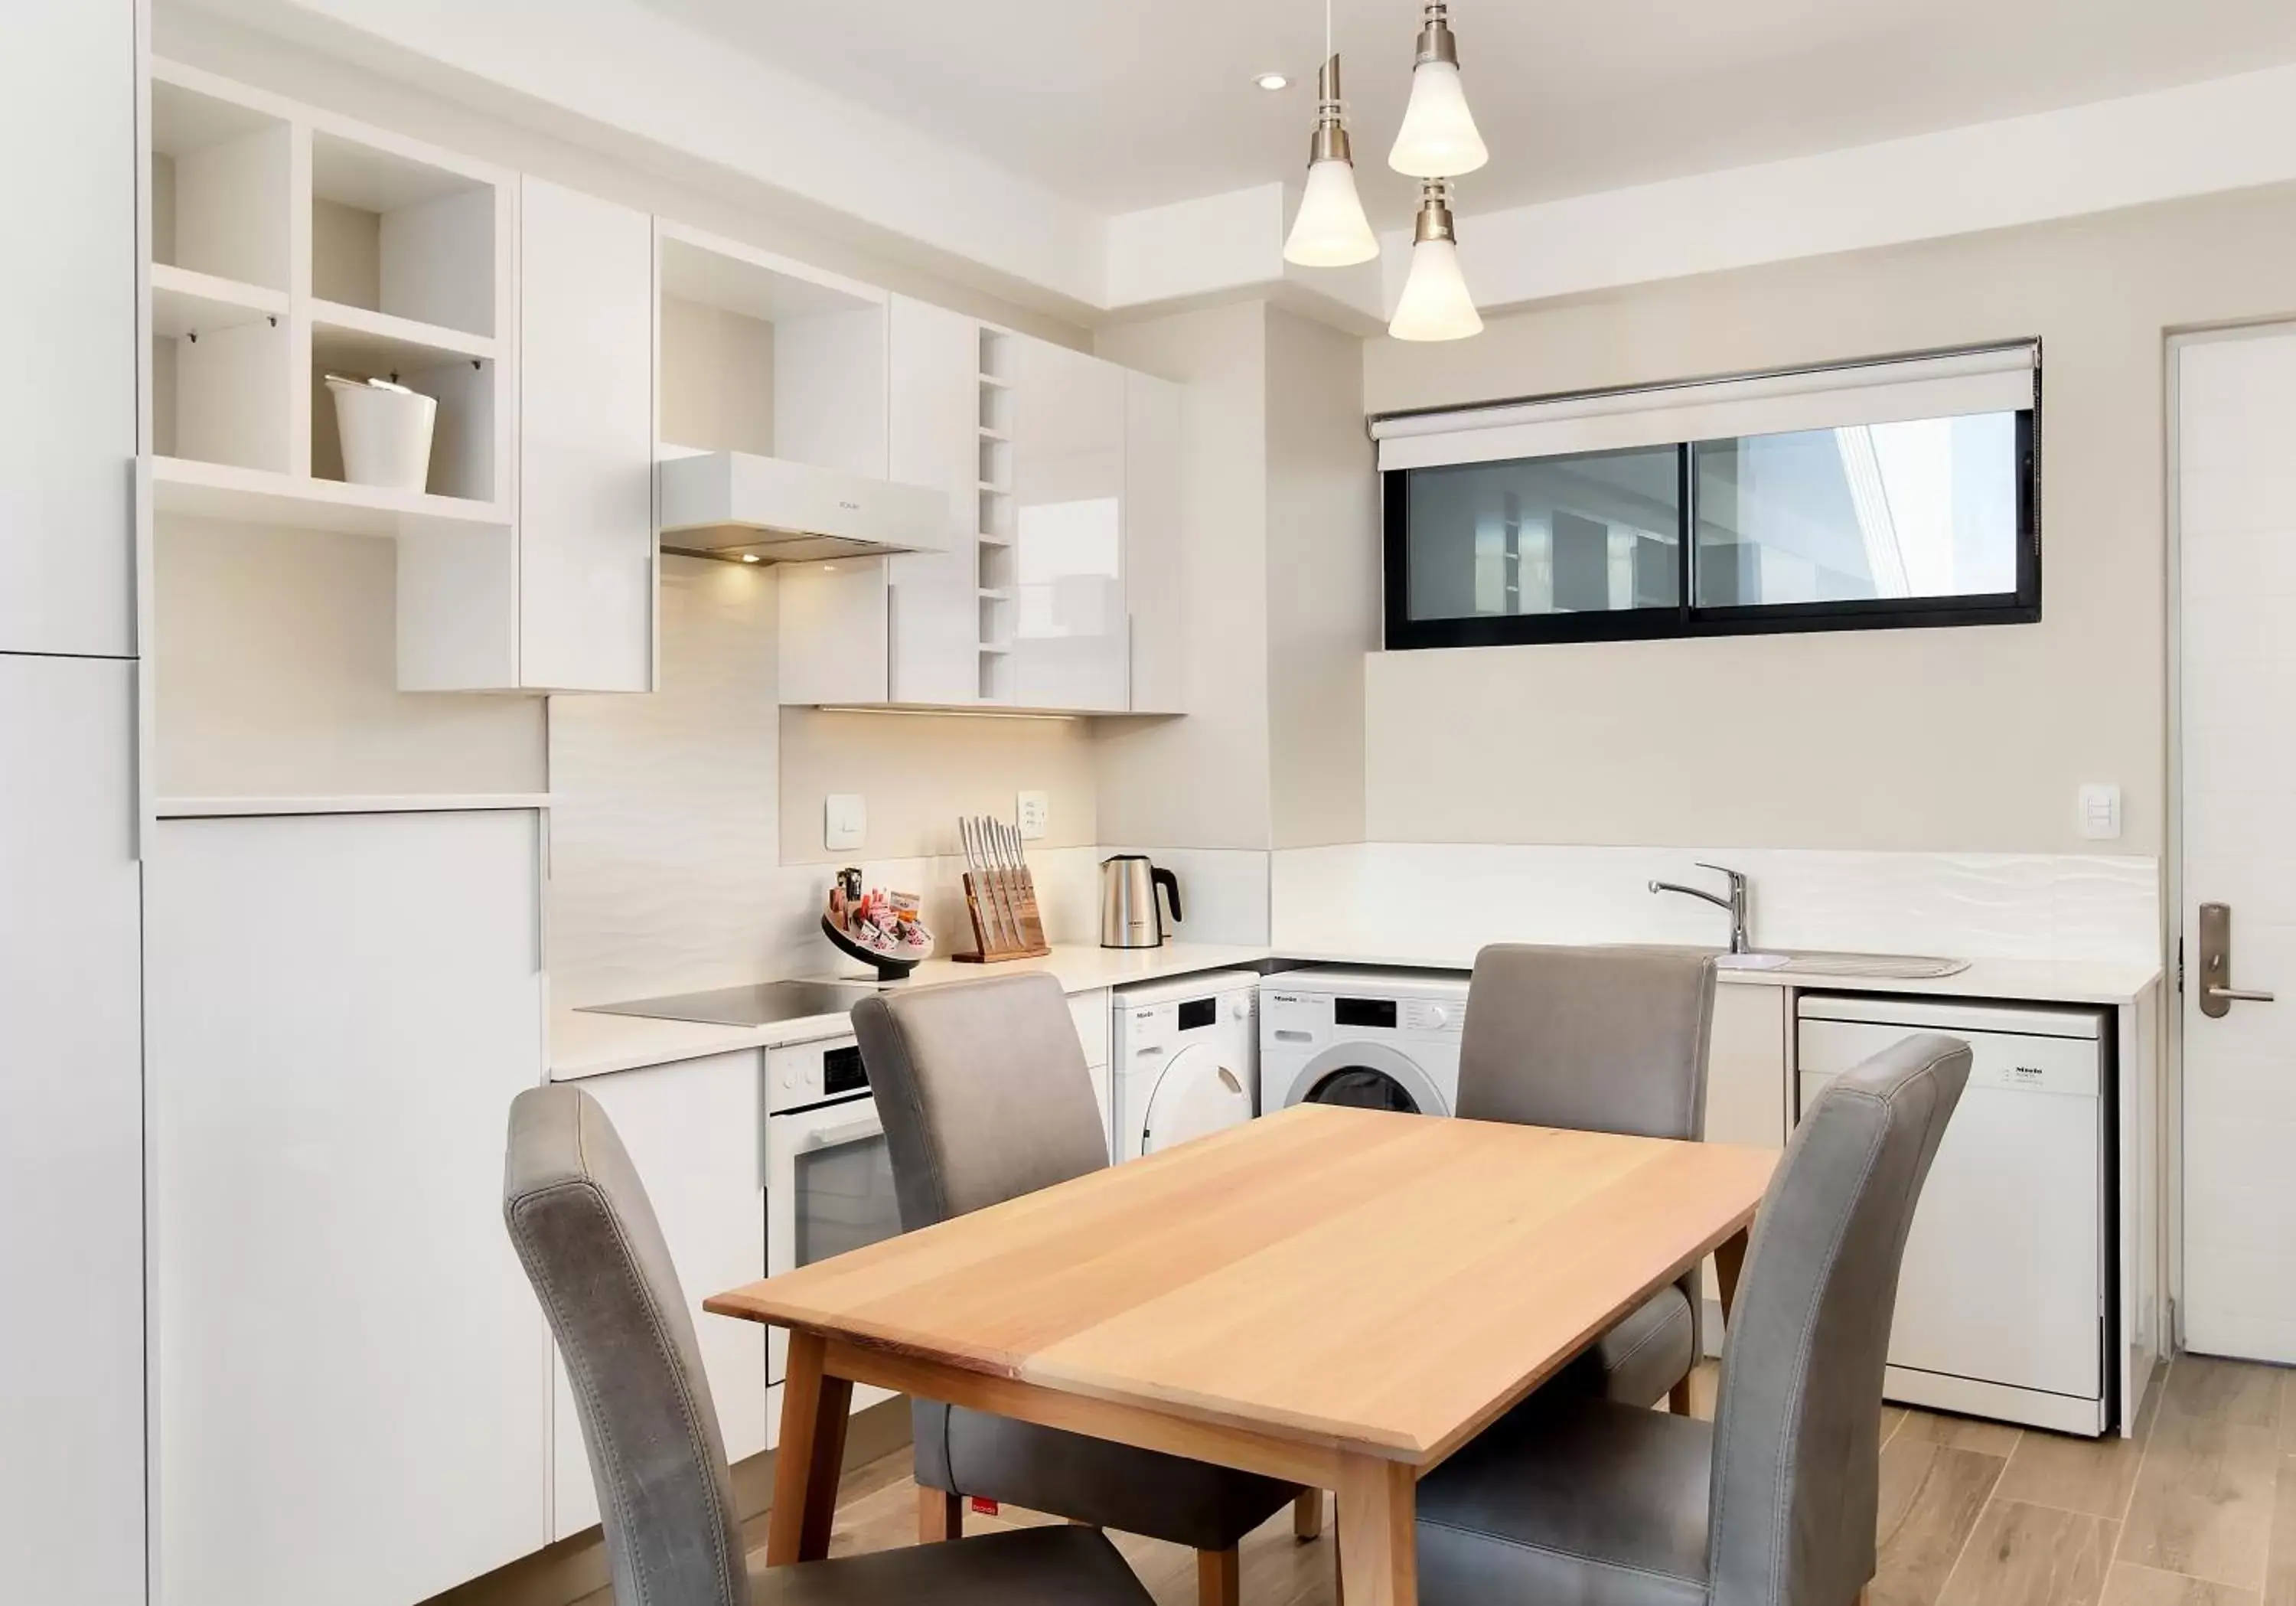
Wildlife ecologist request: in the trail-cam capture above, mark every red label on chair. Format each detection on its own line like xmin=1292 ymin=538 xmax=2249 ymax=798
xmin=970 ymin=1497 xmax=1000 ymax=1516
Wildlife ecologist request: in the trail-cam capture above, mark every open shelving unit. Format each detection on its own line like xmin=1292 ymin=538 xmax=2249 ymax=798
xmin=144 ymin=60 xmax=513 ymax=537
xmin=977 ymin=327 xmax=1016 ymax=701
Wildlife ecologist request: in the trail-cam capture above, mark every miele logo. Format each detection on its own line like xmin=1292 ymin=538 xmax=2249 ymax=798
xmin=2007 ymin=1064 xmax=2045 ymax=1080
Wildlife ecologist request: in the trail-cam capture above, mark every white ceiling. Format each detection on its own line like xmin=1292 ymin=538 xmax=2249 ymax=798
xmin=635 ymin=0 xmax=2296 ymax=219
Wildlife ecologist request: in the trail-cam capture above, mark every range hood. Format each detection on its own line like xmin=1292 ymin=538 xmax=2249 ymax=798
xmin=657 ymin=451 xmax=951 ymax=563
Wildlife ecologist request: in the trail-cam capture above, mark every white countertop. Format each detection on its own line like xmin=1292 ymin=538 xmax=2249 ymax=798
xmin=550 ymin=941 xmax=1274 ymax=1079
xmin=1277 ymin=945 xmax=2159 ymax=1007
xmin=553 ymin=940 xmax=2161 ymax=1079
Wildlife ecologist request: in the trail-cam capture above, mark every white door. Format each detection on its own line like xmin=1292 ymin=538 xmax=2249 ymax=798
xmin=886 ymin=295 xmax=983 ymax=705
xmin=0 ymin=0 xmax=135 ymax=656
xmin=1140 ymin=1044 xmax=1254 ymax=1155
xmin=148 ymin=810 xmax=551 ymax=1606
xmin=550 ymin=1049 xmax=768 ymax=1539
xmin=1011 ymin=336 xmax=1129 ymax=711
xmin=2175 ymin=328 xmax=2296 ymax=1363
xmin=518 ymin=177 xmax=655 ymax=692
xmin=0 ymin=656 xmax=145 ymax=1606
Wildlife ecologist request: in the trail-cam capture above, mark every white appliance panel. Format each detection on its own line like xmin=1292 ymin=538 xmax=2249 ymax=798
xmin=1797 ymin=1000 xmax=2108 ymax=1429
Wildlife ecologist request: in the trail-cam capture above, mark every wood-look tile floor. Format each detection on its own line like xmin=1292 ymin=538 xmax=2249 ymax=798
xmin=752 ymin=1354 xmax=2296 ymax=1606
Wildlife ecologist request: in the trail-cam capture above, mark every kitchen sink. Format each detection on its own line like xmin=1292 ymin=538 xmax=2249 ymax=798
xmin=1716 ymin=951 xmax=1971 ymax=979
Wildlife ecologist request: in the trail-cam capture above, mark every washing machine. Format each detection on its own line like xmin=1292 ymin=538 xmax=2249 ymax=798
xmin=1259 ymin=968 xmax=1470 ymax=1116
xmin=1110 ymin=971 xmax=1260 ymax=1161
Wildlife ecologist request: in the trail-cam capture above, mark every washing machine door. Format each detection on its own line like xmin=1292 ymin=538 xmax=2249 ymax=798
xmin=1140 ymin=1042 xmax=1254 ymax=1155
xmin=1283 ymin=1042 xmax=1447 ymax=1117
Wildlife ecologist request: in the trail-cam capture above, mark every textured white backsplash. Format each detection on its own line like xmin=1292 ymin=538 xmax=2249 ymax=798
xmin=1270 ymin=843 xmax=2161 ymax=968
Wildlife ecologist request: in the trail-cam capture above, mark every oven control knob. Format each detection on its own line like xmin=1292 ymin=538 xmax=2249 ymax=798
xmin=781 ymin=1068 xmax=798 ymax=1089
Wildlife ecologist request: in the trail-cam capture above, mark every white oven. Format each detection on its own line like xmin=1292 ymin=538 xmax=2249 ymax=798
xmin=765 ymin=1035 xmax=904 ymax=1405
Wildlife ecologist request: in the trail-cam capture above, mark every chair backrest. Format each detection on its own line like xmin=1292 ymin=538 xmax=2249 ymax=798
xmin=502 ymin=1085 xmax=751 ymax=1606
xmin=1456 ymin=944 xmax=1718 ymax=1139
xmin=853 ymin=972 xmax=1110 ymax=1229
xmin=1704 ymin=1033 xmax=1971 ymax=1606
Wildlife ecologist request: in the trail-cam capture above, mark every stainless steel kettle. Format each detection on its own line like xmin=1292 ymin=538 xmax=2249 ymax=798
xmin=1100 ymin=855 xmax=1181 ymax=948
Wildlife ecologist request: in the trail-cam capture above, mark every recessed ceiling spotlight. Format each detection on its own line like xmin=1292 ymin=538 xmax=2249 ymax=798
xmin=1254 ymin=71 xmax=1290 ymax=90
xmin=740 ymin=553 xmax=761 ymax=563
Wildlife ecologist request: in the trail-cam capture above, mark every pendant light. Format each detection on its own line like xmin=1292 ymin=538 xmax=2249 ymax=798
xmin=1283 ymin=3 xmax=1378 ymax=266
xmin=1388 ymin=1 xmax=1488 ymax=179
xmin=1388 ymin=179 xmax=1481 ymax=341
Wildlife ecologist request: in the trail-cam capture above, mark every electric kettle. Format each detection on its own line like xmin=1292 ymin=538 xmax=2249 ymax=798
xmin=1099 ymin=855 xmax=1182 ymax=948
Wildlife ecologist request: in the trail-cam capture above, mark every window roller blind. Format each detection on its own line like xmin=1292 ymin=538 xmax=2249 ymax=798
xmin=1371 ymin=344 xmax=2038 ymax=473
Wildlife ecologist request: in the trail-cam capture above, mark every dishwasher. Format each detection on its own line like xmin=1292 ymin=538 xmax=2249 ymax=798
xmin=1796 ymin=994 xmax=2111 ymax=1435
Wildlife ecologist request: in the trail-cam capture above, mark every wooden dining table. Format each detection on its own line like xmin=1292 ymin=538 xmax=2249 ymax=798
xmin=706 ymin=1102 xmax=1779 ymax=1606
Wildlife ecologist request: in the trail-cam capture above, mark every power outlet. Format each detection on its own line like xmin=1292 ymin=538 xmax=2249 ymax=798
xmin=825 ymin=793 xmax=866 ymax=851
xmin=1016 ymin=791 xmax=1050 ymax=841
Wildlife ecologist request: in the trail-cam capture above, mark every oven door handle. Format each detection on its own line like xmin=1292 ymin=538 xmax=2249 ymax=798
xmin=793 ymin=1114 xmax=885 ymax=1154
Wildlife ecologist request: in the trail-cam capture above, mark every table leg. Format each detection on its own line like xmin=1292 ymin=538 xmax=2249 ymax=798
xmin=767 ymin=1330 xmax=853 ymax=1565
xmin=1336 ymin=1455 xmax=1416 ymax=1606
xmin=1714 ymin=1226 xmax=1751 ymax=1323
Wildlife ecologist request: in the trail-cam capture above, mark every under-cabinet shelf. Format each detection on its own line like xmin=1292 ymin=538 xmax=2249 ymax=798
xmin=156 ymin=794 xmax=553 ymax=818
xmin=151 ymin=263 xmax=287 ymax=338
xmin=150 ymin=455 xmax=507 ymax=537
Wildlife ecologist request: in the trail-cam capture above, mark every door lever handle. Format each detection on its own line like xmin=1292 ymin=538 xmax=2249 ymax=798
xmin=2206 ymin=984 xmax=2276 ymax=1005
xmin=2198 ymin=903 xmax=2272 ymax=1017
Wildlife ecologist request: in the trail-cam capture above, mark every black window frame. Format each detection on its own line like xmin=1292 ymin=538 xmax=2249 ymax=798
xmin=1381 ymin=402 xmax=2040 ymax=651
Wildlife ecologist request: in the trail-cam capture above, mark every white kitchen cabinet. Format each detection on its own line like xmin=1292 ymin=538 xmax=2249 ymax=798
xmin=1068 ymin=988 xmax=1114 ymax=1138
xmin=1124 ymin=370 xmax=1185 ymax=715
xmin=886 ymin=295 xmax=982 ymax=705
xmin=0 ymin=656 xmax=145 ymax=1606
xmin=1012 ymin=334 xmax=1129 ymax=711
xmin=1700 ymin=981 xmax=1789 ymax=1346
xmin=550 ymin=1050 xmax=768 ymax=1537
xmin=514 ymin=177 xmax=654 ymax=692
xmin=3 ymin=0 xmax=135 ymax=656
xmin=148 ymin=809 xmax=550 ymax=1606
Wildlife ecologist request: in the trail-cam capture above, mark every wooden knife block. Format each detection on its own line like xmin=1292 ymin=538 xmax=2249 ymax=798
xmin=955 ymin=867 xmax=1051 ymax=962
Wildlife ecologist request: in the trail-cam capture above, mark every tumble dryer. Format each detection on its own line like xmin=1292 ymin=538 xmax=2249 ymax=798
xmin=1110 ymin=971 xmax=1259 ymax=1161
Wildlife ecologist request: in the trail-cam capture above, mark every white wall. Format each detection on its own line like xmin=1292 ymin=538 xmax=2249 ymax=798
xmin=1361 ymin=181 xmax=2296 ymax=860
xmin=1092 ymin=302 xmax=1274 ymax=849
xmin=1264 ymin=307 xmax=1378 ymax=850
xmin=155 ymin=518 xmax=550 ymax=797
xmin=779 ymin=709 xmax=1099 ymax=867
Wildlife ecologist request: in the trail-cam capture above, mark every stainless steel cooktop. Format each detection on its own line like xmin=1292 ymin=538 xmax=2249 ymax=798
xmin=580 ymin=979 xmax=882 ymax=1029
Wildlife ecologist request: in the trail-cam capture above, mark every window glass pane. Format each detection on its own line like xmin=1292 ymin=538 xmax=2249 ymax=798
xmin=1403 ymin=446 xmax=1680 ymax=621
xmin=1693 ymin=413 xmax=2020 ymax=607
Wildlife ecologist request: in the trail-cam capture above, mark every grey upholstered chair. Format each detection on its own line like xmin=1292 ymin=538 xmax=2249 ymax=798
xmin=853 ymin=972 xmax=1300 ymax=1606
xmin=501 ymin=1083 xmax=1153 ymax=1606
xmin=1456 ymin=943 xmax=1718 ymax=1412
xmin=1415 ymin=1033 xmax=1972 ymax=1606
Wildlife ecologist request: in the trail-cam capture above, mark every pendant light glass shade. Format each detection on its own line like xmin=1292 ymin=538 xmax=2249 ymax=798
xmin=1389 ymin=182 xmax=1481 ymax=341
xmin=1284 ymin=54 xmax=1378 ymax=266
xmin=1287 ymin=158 xmax=1379 ymax=266
xmin=1388 ymin=4 xmax=1487 ymax=178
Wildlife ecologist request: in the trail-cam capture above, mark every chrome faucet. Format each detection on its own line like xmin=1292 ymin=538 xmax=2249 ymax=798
xmin=1649 ymin=863 xmax=1751 ymax=955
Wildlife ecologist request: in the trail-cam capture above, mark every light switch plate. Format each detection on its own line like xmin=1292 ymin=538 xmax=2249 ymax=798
xmin=1017 ymin=790 xmax=1050 ymax=841
xmin=2078 ymin=782 xmax=2122 ymax=841
xmin=825 ymin=793 xmax=866 ymax=851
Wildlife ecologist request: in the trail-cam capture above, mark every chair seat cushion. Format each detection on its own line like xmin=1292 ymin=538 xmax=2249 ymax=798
xmin=1417 ymin=1392 xmax=1714 ymax=1606
xmin=751 ymin=1524 xmax=1152 ymax=1604
xmin=1557 ymin=1283 xmax=1698 ymax=1408
xmin=914 ymin=1400 xmax=1296 ymax=1552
